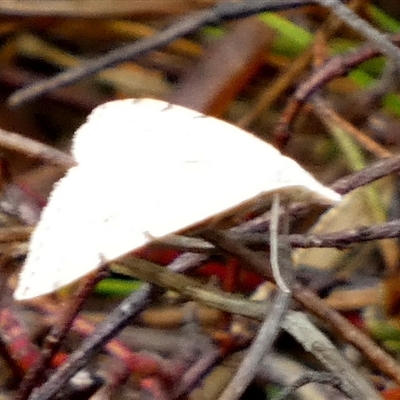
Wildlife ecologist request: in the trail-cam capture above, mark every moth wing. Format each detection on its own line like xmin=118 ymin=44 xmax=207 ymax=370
xmin=15 ymin=98 xmax=341 ymax=300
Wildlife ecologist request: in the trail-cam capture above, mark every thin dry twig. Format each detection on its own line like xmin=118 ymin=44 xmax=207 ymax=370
xmin=293 ymin=285 xmax=400 ymax=387
xmin=219 ymin=290 xmax=291 ymax=400
xmin=171 ymin=348 xmax=221 ymax=398
xmin=218 ymin=196 xmax=293 ymax=400
xmin=274 ymin=32 xmax=400 ymax=147
xmin=113 ymin=259 xmax=266 ymax=318
xmin=27 ymin=285 xmax=153 ymax=400
xmin=250 ymin=219 xmax=400 ymax=248
xmin=317 ymin=0 xmax=400 ymax=66
xmin=7 ymin=0 xmax=317 ymax=107
xmin=157 ymin=217 xmax=400 ymax=252
xmin=236 ymin=0 xmax=363 ymax=129
xmin=274 ymin=372 xmax=344 ymax=400
xmin=281 ymin=312 xmax=380 ymax=399
xmin=0 ymin=128 xmax=74 ymax=168
xmin=16 ymin=268 xmax=109 ymax=400
xmin=312 ymin=98 xmax=392 ymax=158
xmin=330 ymin=152 xmax=400 ymax=194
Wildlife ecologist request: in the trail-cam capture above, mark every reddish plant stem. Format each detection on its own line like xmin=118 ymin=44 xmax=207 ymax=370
xmin=274 ymin=33 xmax=400 ymax=148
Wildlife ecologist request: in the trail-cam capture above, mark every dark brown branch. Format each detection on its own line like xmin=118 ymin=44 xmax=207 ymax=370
xmin=234 ymin=218 xmax=400 ymax=249
xmin=218 ymin=196 xmax=292 ymax=400
xmin=330 ymin=152 xmax=400 ymax=194
xmin=156 ymin=218 xmax=400 ymax=253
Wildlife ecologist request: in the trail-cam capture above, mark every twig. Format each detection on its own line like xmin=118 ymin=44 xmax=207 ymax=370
xmin=8 ymin=0 xmax=318 ymax=107
xmin=312 ymin=98 xmax=392 ymax=158
xmin=27 ymin=285 xmax=153 ymax=400
xmin=317 ymin=0 xmax=400 ymax=66
xmin=219 ymin=290 xmax=291 ymax=400
xmin=281 ymin=371 xmax=345 ymax=399
xmin=281 ymin=312 xmax=380 ymax=399
xmin=17 ymin=267 xmax=109 ymax=400
xmin=274 ymin=32 xmax=400 ymax=147
xmin=331 ymin=152 xmax=400 ymax=194
xmin=269 ymin=196 xmax=291 ymax=294
xmin=171 ymin=348 xmax=221 ymax=398
xmin=112 ymin=259 xmax=267 ymax=319
xmin=237 ymin=46 xmax=312 ymax=129
xmin=152 ymin=216 xmax=400 ymax=252
xmin=215 ymin=196 xmax=292 ymax=400
xmin=236 ymin=0 xmax=363 ymax=129
xmin=293 ymin=285 xmax=400 ymax=387
xmin=247 ymin=219 xmax=400 ymax=248
xmin=259 ymin=352 xmax=348 ymax=399
xmin=0 ymin=128 xmax=74 ymax=168
xmin=274 ymin=372 xmax=344 ymax=400
xmin=31 ymin=299 xmax=170 ymax=379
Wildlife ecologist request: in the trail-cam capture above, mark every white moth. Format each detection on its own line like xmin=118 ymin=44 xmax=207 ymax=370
xmin=14 ymin=98 xmax=341 ymax=300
